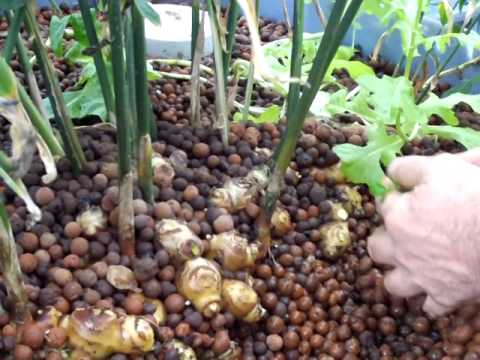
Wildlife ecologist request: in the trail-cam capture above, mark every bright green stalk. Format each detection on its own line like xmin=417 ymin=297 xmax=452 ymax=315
xmin=108 ymin=0 xmax=131 ymax=178
xmin=241 ymin=0 xmax=259 ymax=122
xmin=15 ymin=33 xmax=49 ymax=120
xmin=108 ymin=0 xmax=135 ymax=257
xmin=24 ymin=0 xmax=86 ymax=172
xmin=206 ymin=0 xmax=230 ymax=146
xmin=404 ymin=0 xmax=425 ymax=79
xmin=79 ymin=0 xmax=115 ymax=121
xmin=3 ymin=9 xmax=25 ymax=63
xmin=286 ymin=0 xmax=304 ymax=121
xmin=191 ymin=0 xmax=200 ymax=60
xmin=125 ymin=12 xmax=138 ymax=147
xmin=264 ymin=0 xmax=363 ymax=217
xmin=132 ymin=3 xmax=154 ymax=204
xmin=0 ymin=153 xmax=13 ymax=173
xmin=19 ymin=87 xmax=64 ymax=157
xmin=223 ymin=0 xmax=239 ymax=85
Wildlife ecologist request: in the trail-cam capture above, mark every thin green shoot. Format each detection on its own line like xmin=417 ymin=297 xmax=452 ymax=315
xmin=286 ymin=0 xmax=304 ymax=121
xmin=264 ymin=0 xmax=364 ymax=218
xmin=79 ymin=0 xmax=115 ymax=122
xmin=132 ymin=2 xmax=154 ymax=204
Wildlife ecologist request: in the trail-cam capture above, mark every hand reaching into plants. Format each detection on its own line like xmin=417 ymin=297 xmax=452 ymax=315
xmin=368 ymin=149 xmax=480 ymax=317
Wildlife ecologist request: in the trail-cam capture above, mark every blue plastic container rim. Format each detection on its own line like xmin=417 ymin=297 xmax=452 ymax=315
xmin=34 ymin=0 xmax=480 ymax=93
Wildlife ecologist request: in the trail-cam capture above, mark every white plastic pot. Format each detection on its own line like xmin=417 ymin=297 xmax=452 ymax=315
xmin=144 ymin=4 xmax=213 ymax=60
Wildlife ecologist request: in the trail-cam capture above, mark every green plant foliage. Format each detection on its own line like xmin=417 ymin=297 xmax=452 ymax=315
xmin=48 ymin=11 xmax=103 ymax=64
xmin=50 ymin=15 xmax=71 ymax=57
xmin=360 ymin=0 xmax=479 ymax=56
xmin=0 ymin=0 xmax=25 ymax=10
xmin=327 ymin=74 xmax=480 ymax=196
xmin=233 ymin=104 xmax=282 ymax=123
xmin=235 ymin=33 xmax=375 ymax=96
xmin=134 ymin=0 xmax=161 ymax=25
xmin=0 ymin=58 xmax=18 ymax=100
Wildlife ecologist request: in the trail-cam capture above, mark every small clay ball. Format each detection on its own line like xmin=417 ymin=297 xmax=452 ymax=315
xmin=45 ymin=327 xmax=67 ymax=348
xmin=165 ymin=294 xmax=185 ymax=313
xmin=213 ymin=214 xmax=234 ymax=233
xmin=14 ymin=345 xmax=33 ymax=360
xmin=213 ymin=330 xmax=230 ymax=354
xmin=51 ymin=268 xmax=73 ymax=287
xmin=123 ymin=294 xmax=144 ymax=315
xmin=266 ymin=334 xmax=284 ymax=352
xmin=35 ymin=187 xmax=55 ymax=206
xmin=22 ymin=323 xmax=44 ymax=349
xmin=19 ymin=253 xmax=38 ymax=274
xmin=70 ymin=237 xmax=89 ymax=256
xmin=154 ymin=202 xmax=174 ymax=219
xmin=64 ymin=222 xmax=82 ymax=239
xmin=193 ymin=143 xmax=210 ymax=158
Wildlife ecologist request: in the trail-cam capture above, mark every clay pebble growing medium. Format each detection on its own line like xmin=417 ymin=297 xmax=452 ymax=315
xmin=1 ymin=5 xmax=480 ymax=360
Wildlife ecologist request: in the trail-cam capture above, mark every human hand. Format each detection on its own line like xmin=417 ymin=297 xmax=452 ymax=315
xmin=368 ymin=149 xmax=480 ymax=317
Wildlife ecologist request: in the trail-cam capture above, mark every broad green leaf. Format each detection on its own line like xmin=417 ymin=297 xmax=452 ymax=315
xmin=329 ymin=60 xmax=375 ymax=80
xmin=256 ymin=105 xmax=281 ymax=123
xmin=49 ymin=15 xmax=71 ymax=57
xmin=134 ymin=0 xmax=161 ymax=25
xmin=334 ymin=125 xmax=403 ymax=197
xmin=418 ymin=93 xmax=459 ymax=126
xmin=425 ymin=125 xmax=480 ymax=150
xmin=43 ymin=76 xmax=107 ymax=122
xmin=0 ymin=0 xmax=25 ymax=10
xmin=0 ymin=58 xmax=18 ymax=100
xmin=333 ymin=127 xmax=403 ymax=196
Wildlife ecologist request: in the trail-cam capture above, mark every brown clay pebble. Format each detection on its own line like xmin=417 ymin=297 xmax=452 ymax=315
xmin=22 ymin=323 xmax=44 ymax=349
xmin=35 ymin=187 xmax=55 ymax=206
xmin=64 ymin=222 xmax=82 ymax=239
xmin=193 ymin=143 xmax=210 ymax=158
xmin=19 ymin=232 xmax=39 ymax=252
xmin=70 ymin=237 xmax=89 ymax=256
xmin=165 ymin=294 xmax=185 ymax=313
xmin=19 ymin=253 xmax=38 ymax=274
xmin=123 ymin=294 xmax=144 ymax=315
xmin=45 ymin=327 xmax=67 ymax=348
xmin=213 ymin=330 xmax=231 ymax=354
xmin=14 ymin=345 xmax=33 ymax=360
xmin=266 ymin=334 xmax=284 ymax=351
xmin=51 ymin=268 xmax=73 ymax=287
xmin=154 ymin=202 xmax=174 ymax=219
xmin=213 ymin=214 xmax=234 ymax=233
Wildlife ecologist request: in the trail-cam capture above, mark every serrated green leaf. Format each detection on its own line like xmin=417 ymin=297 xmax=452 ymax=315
xmin=334 ymin=126 xmax=403 ymax=197
xmin=418 ymin=93 xmax=459 ymax=126
xmin=134 ymin=0 xmax=161 ymax=25
xmin=425 ymin=125 xmax=480 ymax=150
xmin=0 ymin=0 xmax=25 ymax=10
xmin=329 ymin=59 xmax=375 ymax=80
xmin=49 ymin=15 xmax=71 ymax=57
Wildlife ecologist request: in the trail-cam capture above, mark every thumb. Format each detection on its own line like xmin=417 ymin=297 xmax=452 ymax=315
xmin=456 ymin=148 xmax=480 ymax=167
xmin=422 ymin=296 xmax=453 ymax=318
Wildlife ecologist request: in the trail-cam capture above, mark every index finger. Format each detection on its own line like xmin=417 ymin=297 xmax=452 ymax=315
xmin=387 ymin=156 xmax=430 ymax=190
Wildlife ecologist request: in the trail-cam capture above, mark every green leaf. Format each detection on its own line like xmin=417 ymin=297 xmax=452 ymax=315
xmin=329 ymin=59 xmax=375 ymax=80
xmin=134 ymin=0 xmax=161 ymax=25
xmin=0 ymin=0 xmax=25 ymax=10
xmin=334 ymin=126 xmax=403 ymax=197
xmin=425 ymin=125 xmax=480 ymax=150
xmin=422 ymin=32 xmax=480 ymax=53
xmin=420 ymin=92 xmax=480 ymax=126
xmin=49 ymin=15 xmax=71 ymax=57
xmin=233 ymin=104 xmax=281 ymax=124
xmin=256 ymin=105 xmax=281 ymax=123
xmin=0 ymin=58 xmax=18 ymax=100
